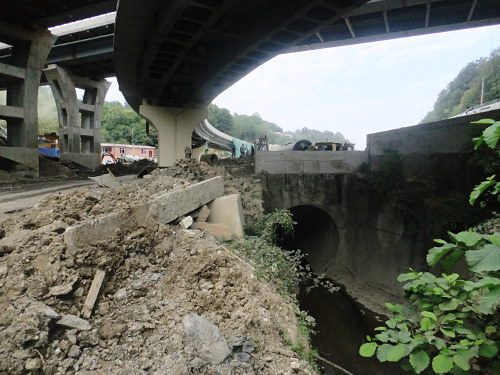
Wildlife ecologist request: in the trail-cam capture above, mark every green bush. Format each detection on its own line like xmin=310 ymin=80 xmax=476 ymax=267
xmin=359 ymin=120 xmax=500 ymax=374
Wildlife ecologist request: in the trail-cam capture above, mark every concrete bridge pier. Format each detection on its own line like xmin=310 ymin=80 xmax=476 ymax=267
xmin=139 ymin=105 xmax=207 ymax=166
xmin=0 ymin=22 xmax=56 ymax=175
xmin=44 ymin=64 xmax=110 ymax=170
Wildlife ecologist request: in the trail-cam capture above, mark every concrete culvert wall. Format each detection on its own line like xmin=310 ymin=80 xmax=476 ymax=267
xmin=282 ymin=205 xmax=338 ymax=274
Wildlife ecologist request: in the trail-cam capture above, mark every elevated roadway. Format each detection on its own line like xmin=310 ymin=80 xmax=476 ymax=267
xmin=115 ymin=0 xmax=500 ymax=110
xmin=114 ymin=0 xmax=499 ymax=166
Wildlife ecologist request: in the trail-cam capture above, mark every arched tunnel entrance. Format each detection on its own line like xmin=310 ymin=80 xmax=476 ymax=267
xmin=281 ymin=205 xmax=401 ymax=375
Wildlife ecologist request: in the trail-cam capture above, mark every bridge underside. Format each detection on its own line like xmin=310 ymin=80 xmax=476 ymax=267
xmin=115 ymin=0 xmax=370 ymax=110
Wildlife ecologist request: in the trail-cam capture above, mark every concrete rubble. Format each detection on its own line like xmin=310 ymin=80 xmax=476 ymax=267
xmin=0 ymin=158 xmax=317 ymax=375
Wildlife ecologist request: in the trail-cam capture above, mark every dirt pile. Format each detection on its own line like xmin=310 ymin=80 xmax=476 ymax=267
xmin=0 ymin=159 xmax=315 ymax=375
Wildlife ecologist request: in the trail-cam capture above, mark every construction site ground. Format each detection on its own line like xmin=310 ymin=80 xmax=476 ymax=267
xmin=0 ymin=158 xmax=317 ymax=375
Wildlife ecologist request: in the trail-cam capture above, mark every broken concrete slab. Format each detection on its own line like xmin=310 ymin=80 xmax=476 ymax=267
xmin=196 ymin=205 xmax=210 ymax=223
xmin=64 ymin=177 xmax=224 ymax=249
xmin=191 ymin=222 xmax=233 ymax=242
xmin=207 ymin=194 xmax=245 ymax=239
xmin=88 ymin=172 xmax=121 ymax=188
xmin=149 ymin=176 xmax=224 ymax=224
xmin=64 ymin=211 xmax=129 ymax=249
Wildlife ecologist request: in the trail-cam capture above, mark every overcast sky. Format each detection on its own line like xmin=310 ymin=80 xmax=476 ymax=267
xmin=106 ymin=24 xmax=500 ymax=150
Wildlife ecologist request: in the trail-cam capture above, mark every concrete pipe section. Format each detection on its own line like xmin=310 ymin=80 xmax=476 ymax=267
xmin=281 ymin=205 xmax=401 ymax=375
xmin=199 ymin=153 xmax=219 ymax=166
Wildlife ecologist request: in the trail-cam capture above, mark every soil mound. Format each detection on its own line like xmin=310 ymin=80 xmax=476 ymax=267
xmin=0 ymin=159 xmax=315 ymax=375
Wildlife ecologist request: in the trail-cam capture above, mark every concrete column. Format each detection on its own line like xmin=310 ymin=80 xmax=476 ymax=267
xmin=140 ymin=105 xmax=207 ymax=166
xmin=0 ymin=22 xmax=56 ymax=173
xmin=44 ymin=64 xmax=110 ymax=170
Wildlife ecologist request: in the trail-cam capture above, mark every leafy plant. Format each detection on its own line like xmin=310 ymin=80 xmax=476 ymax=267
xmin=469 ymin=119 xmax=500 ymax=205
xmin=359 ymin=230 xmax=500 ymax=374
xmin=231 ymin=209 xmax=338 ymax=371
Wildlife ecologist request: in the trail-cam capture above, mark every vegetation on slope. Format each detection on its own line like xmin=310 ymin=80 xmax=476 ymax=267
xmin=208 ymin=103 xmax=347 ymax=146
xmin=422 ymin=48 xmax=500 ymax=122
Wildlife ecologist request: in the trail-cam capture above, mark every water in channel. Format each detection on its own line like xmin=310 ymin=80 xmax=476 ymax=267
xmin=281 ymin=205 xmax=404 ymax=374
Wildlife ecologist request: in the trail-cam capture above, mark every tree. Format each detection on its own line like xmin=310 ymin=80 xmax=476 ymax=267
xmin=423 ymin=48 xmax=500 ymax=122
xmin=101 ymin=101 xmax=158 ymax=147
xmin=208 ymin=103 xmax=233 ymax=133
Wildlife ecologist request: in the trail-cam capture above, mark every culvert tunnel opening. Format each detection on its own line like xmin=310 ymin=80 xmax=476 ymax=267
xmin=281 ymin=205 xmax=401 ymax=375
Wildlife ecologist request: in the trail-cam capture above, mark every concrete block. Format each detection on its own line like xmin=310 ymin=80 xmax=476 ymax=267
xmin=207 ymin=193 xmax=244 ymax=239
xmin=180 ymin=216 xmax=193 ymax=229
xmin=64 ymin=177 xmax=224 ymax=248
xmin=64 ymin=211 xmax=131 ymax=249
xmin=88 ymin=172 xmax=121 ymax=188
xmin=150 ymin=176 xmax=224 ymax=224
xmin=0 ymin=147 xmax=39 ymax=170
xmin=61 ymin=153 xmax=101 ymax=170
xmin=191 ymin=222 xmax=233 ymax=242
xmin=196 ymin=205 xmax=210 ymax=222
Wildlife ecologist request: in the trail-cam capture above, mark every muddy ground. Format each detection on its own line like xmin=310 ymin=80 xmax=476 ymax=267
xmin=0 ymin=159 xmax=317 ymax=375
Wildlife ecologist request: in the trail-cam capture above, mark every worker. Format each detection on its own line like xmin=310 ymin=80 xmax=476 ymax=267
xmin=239 ymin=144 xmax=245 ymax=158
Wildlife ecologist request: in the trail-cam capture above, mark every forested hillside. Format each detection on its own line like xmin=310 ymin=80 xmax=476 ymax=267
xmin=208 ymin=103 xmax=347 ymax=146
xmin=101 ymin=101 xmax=158 ymax=146
xmin=422 ymin=47 xmax=499 ymax=122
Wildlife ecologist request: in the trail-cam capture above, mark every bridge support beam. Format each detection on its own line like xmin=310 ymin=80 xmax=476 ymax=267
xmin=0 ymin=22 xmax=56 ymax=174
xmin=140 ymin=105 xmax=207 ymax=166
xmin=44 ymin=64 xmax=110 ymax=170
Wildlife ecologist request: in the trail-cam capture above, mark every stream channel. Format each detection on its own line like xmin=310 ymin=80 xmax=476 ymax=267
xmin=281 ymin=205 xmax=404 ymax=375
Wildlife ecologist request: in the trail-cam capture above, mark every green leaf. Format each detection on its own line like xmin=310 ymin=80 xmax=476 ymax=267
xmin=453 ymin=354 xmax=471 ymax=371
xmin=396 ymin=330 xmax=411 ymax=343
xmin=470 ymin=177 xmax=497 ymax=205
xmin=482 ymin=121 xmax=500 ymax=148
xmin=397 ymin=272 xmax=420 ymax=282
xmin=439 ymin=299 xmax=458 ymax=311
xmin=485 ymin=326 xmax=497 ymax=334
xmin=478 ymin=344 xmax=498 ymax=358
xmin=359 ymin=342 xmax=377 ymax=357
xmin=376 ymin=344 xmax=393 ymax=362
xmin=434 ymin=239 xmax=448 ymax=244
xmin=455 ymin=231 xmax=483 ymax=247
xmin=482 ymin=286 xmax=500 ymax=308
xmin=471 ymin=118 xmax=496 ymax=125
xmin=488 ymin=233 xmax=500 ymax=246
xmin=387 ymin=344 xmax=406 ymax=362
xmin=421 ymin=317 xmax=432 ymax=330
xmin=432 ymin=354 xmax=453 ymax=374
xmin=409 ymin=350 xmax=430 ymax=374
xmin=440 ymin=328 xmax=456 ymax=338
xmin=422 ymin=311 xmax=437 ymax=321
xmin=427 ymin=244 xmax=457 ymax=267
xmin=465 ymin=245 xmax=500 ymax=272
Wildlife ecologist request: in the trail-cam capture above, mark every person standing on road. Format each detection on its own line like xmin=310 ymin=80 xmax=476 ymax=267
xmin=240 ymin=144 xmax=245 ymax=158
